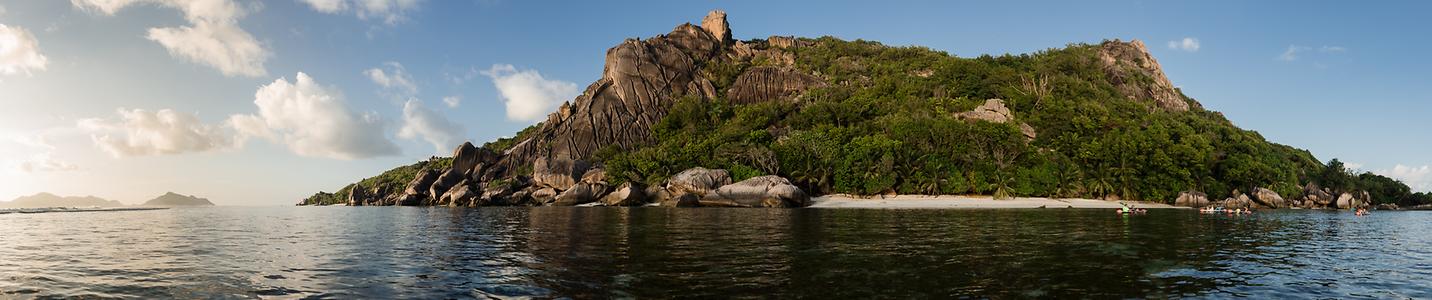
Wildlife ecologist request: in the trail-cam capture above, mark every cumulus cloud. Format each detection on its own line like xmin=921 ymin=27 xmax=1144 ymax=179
xmin=1166 ymin=37 xmax=1200 ymax=52
xmin=1278 ymin=44 xmax=1346 ymax=62
xmin=78 ymin=108 xmax=240 ymax=157
xmin=483 ymin=64 xmax=579 ymax=122
xmin=228 ymin=72 xmax=400 ymax=160
xmin=6 ymin=133 xmax=80 ymax=173
xmin=147 ymin=21 xmax=269 ymax=77
xmin=1377 ymin=165 xmax=1432 ymax=193
xmin=71 ymin=0 xmax=269 ymax=77
xmin=297 ymin=0 xmax=421 ymax=25
xmin=1277 ymin=45 xmax=1309 ymax=61
xmin=364 ymin=61 xmax=417 ymax=96
xmin=0 ymin=24 xmax=49 ymax=78
xmin=18 ymin=153 xmax=80 ymax=173
xmin=397 ymin=99 xmax=464 ymax=153
xmin=442 ymin=95 xmax=461 ymax=108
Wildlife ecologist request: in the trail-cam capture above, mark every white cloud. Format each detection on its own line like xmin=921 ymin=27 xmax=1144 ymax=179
xmin=483 ymin=64 xmax=579 ymax=122
xmin=1166 ymin=37 xmax=1200 ymax=52
xmin=18 ymin=153 xmax=80 ymax=173
xmin=228 ymin=72 xmax=400 ymax=160
xmin=445 ymin=66 xmax=479 ymax=85
xmin=6 ymin=133 xmax=80 ymax=173
xmin=397 ymin=99 xmax=464 ymax=154
xmin=78 ymin=108 xmax=240 ymax=157
xmin=297 ymin=0 xmax=421 ymax=25
xmin=1278 ymin=45 xmax=1309 ymax=61
xmin=1377 ymin=165 xmax=1432 ymax=193
xmin=1279 ymin=45 xmax=1346 ymax=62
xmin=147 ymin=21 xmax=269 ymax=77
xmin=71 ymin=0 xmax=269 ymax=77
xmin=298 ymin=0 xmax=345 ymax=13
xmin=0 ymin=24 xmax=49 ymax=78
xmin=442 ymin=95 xmax=461 ymax=108
xmin=364 ymin=61 xmax=417 ymax=96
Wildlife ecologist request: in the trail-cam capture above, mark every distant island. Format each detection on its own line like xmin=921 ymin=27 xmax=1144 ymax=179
xmin=1 ymin=192 xmax=214 ymax=209
xmin=0 ymin=193 xmax=125 ymax=209
xmin=300 ymin=10 xmax=1431 ymax=210
xmin=141 ymin=192 xmax=215 ymax=207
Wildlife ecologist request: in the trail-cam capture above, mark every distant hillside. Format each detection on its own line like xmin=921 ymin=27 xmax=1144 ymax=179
xmin=1 ymin=193 xmax=125 ymax=208
xmin=142 ymin=192 xmax=215 ymax=207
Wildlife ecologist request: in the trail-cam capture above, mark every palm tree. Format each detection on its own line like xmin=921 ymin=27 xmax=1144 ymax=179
xmin=989 ymin=172 xmax=1016 ymax=200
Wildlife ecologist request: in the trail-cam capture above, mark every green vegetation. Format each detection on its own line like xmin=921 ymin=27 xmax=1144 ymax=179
xmin=318 ymin=37 xmax=1431 ymax=207
xmin=300 ymin=157 xmax=452 ymax=205
xmin=597 ymin=37 xmax=1428 ymax=205
xmin=1318 ymin=159 xmax=1432 ymax=206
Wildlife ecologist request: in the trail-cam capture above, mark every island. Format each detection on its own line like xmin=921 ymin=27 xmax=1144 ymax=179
xmin=142 ymin=192 xmax=216 ymax=207
xmin=0 ymin=193 xmax=125 ymax=209
xmin=299 ymin=10 xmax=1432 ymax=210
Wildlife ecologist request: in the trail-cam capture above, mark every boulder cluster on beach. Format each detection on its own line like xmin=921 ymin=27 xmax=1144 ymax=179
xmin=1173 ymin=183 xmax=1373 ymax=210
xmin=340 ymin=142 xmax=810 ymax=208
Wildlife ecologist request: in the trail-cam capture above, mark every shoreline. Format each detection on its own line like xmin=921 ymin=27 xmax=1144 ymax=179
xmin=809 ymin=194 xmax=1187 ymax=209
xmin=0 ymin=207 xmax=170 ymax=215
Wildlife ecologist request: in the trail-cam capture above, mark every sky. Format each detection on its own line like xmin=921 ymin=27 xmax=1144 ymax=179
xmin=1 ymin=0 xmax=1430 ymax=205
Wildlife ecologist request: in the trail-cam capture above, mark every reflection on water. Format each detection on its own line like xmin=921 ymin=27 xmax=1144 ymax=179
xmin=1 ymin=207 xmax=1429 ymax=298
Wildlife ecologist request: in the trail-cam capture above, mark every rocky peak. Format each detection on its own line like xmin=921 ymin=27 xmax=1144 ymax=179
xmin=1097 ymin=39 xmax=1192 ymax=112
xmin=701 ymin=10 xmax=731 ymax=45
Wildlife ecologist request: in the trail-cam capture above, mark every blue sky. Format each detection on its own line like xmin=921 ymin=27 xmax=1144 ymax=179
xmin=1 ymin=0 xmax=1429 ymax=205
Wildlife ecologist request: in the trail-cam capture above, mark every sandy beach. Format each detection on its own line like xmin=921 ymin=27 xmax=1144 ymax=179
xmin=809 ymin=195 xmax=1186 ymax=209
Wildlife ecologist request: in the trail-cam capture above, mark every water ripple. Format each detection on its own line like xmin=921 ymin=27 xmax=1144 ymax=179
xmin=2 ymin=207 xmax=1431 ymax=298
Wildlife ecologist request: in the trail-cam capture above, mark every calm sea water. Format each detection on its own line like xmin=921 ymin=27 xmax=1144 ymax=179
xmin=1 ymin=206 xmax=1429 ymax=299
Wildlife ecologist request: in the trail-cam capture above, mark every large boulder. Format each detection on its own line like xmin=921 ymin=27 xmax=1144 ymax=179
xmin=601 ymin=182 xmax=647 ymax=206
xmin=1251 ymin=187 xmax=1286 ymax=209
xmin=661 ymin=193 xmax=701 ymax=207
xmin=532 ymin=157 xmax=590 ymax=191
xmin=429 ymin=169 xmax=466 ymax=204
xmin=441 ymin=180 xmax=480 ymax=207
xmin=449 ymin=141 xmax=486 ymax=176
xmin=581 ymin=168 xmax=608 ymax=185
xmin=703 ymin=175 xmax=810 ymax=208
xmin=727 ymin=66 xmax=825 ymax=105
xmin=1355 ymin=191 xmax=1372 ymax=209
xmin=666 ymin=167 xmax=732 ymax=197
xmin=1302 ymin=183 xmax=1334 ymax=207
xmin=531 ymin=187 xmax=560 ymax=205
xmin=480 ymin=180 xmax=519 ymax=205
xmin=395 ymin=169 xmax=442 ymax=205
xmin=553 ymin=183 xmax=610 ymax=206
xmin=700 ymin=10 xmax=731 ymax=45
xmin=347 ymin=185 xmax=370 ymax=206
xmin=1336 ymin=193 xmax=1354 ymax=209
xmin=956 ymin=99 xmax=1015 ymax=123
xmin=1174 ymin=191 xmax=1209 ymax=208
xmin=1215 ymin=192 xmax=1254 ymax=210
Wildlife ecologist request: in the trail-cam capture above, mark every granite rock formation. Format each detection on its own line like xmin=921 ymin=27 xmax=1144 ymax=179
xmin=1097 ymin=39 xmax=1194 ymax=111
